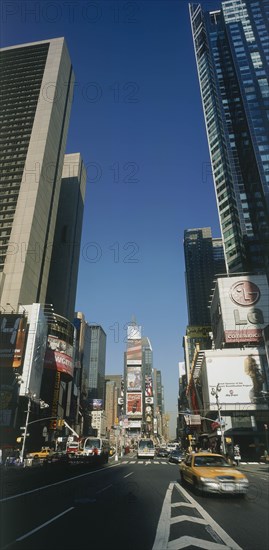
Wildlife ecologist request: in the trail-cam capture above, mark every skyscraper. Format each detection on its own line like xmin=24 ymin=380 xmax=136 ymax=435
xmin=190 ymin=1 xmax=269 ymax=276
xmin=45 ymin=153 xmax=86 ymax=321
xmin=0 ymin=38 xmax=74 ymax=307
xmin=184 ymin=227 xmax=226 ymax=325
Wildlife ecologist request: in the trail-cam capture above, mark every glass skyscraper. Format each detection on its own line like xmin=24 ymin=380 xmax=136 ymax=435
xmin=190 ymin=1 xmax=269 ymax=276
xmin=184 ymin=227 xmax=226 ymax=325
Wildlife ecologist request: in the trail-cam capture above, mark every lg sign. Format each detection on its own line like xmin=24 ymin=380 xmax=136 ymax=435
xmin=230 ymin=281 xmax=260 ymax=307
xmin=230 ymin=280 xmax=264 ymax=326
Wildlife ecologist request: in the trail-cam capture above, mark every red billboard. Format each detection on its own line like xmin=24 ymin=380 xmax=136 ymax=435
xmin=127 ymin=393 xmax=142 ymax=416
xmin=44 ymin=335 xmax=74 ymax=378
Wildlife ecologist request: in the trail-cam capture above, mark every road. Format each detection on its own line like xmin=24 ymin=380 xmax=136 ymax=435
xmin=0 ymin=454 xmax=268 ymax=550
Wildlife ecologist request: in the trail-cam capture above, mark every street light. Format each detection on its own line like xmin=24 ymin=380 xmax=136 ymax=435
xmin=211 ymin=384 xmax=226 ymax=455
xmin=20 ymin=392 xmax=49 ymax=464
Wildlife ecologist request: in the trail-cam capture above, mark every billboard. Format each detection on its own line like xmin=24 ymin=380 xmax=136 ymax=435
xmin=211 ymin=275 xmax=269 ymax=347
xmin=145 ymin=375 xmax=153 ymax=397
xmin=0 ymin=314 xmax=27 ymax=368
xmin=44 ymin=335 xmax=74 ymax=378
xmin=126 ymin=344 xmax=142 ymax=362
xmin=186 ymin=326 xmax=212 ymax=338
xmin=19 ymin=304 xmax=48 ymax=398
xmin=128 ymin=420 xmax=141 ymax=428
xmin=202 ymin=350 xmax=268 ymax=411
xmin=127 ymin=392 xmax=142 ymax=416
xmin=127 ymin=366 xmax=142 ymax=391
xmin=127 ymin=324 xmax=141 ymax=340
xmin=91 ymin=399 xmax=103 ymax=411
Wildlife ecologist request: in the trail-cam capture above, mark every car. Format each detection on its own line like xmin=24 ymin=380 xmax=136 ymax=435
xmin=169 ymin=449 xmax=185 ymax=464
xmin=180 ymin=452 xmax=249 ymax=495
xmin=157 ymin=447 xmax=170 ymax=458
xmin=26 ymin=447 xmax=52 ymax=459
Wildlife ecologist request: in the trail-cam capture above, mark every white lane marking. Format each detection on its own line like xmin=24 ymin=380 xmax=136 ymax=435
xmin=121 ymin=460 xmax=129 ymax=464
xmin=171 ymin=502 xmax=195 ymax=508
xmin=0 ymin=461 xmax=122 ymax=503
xmin=137 ymin=461 xmax=143 ymax=464
xmin=152 ymin=482 xmax=173 ymax=550
xmin=96 ymin=484 xmax=112 ymax=494
xmin=130 ymin=461 xmax=136 ymax=464
xmin=154 ymin=461 xmax=159 ymax=464
xmin=124 ymin=472 xmax=133 ymax=479
xmin=161 ymin=461 xmax=167 ymax=465
xmin=16 ymin=507 xmax=74 ymax=541
xmin=170 ymin=515 xmax=207 ymax=525
xmin=175 ymin=483 xmax=242 ymax=550
xmin=167 ymin=536 xmax=229 ymax=549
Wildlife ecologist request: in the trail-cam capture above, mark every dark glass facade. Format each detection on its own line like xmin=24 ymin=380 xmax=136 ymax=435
xmin=184 ymin=227 xmax=226 ymax=325
xmin=190 ymin=1 xmax=269 ymax=276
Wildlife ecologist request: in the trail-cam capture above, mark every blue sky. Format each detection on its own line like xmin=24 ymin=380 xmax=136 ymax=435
xmin=1 ymin=0 xmax=222 ymax=436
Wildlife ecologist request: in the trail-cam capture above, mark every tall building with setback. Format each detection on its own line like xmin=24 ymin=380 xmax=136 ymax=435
xmin=190 ymin=1 xmax=269 ymax=277
xmin=0 ymin=38 xmax=74 ymax=307
xmin=184 ymin=227 xmax=226 ymax=325
xmin=46 ymin=153 xmax=86 ymax=321
xmin=84 ymin=324 xmax=107 ymax=403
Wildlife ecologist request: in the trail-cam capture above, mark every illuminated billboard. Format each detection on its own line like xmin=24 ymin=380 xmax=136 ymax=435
xmin=127 ymin=367 xmax=142 ymax=391
xmin=127 ymin=392 xmax=142 ymax=416
xmin=0 ymin=314 xmax=27 ymax=368
xmin=200 ymin=349 xmax=268 ymax=411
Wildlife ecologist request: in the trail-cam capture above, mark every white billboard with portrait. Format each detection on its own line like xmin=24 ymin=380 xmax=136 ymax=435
xmin=201 ymin=349 xmax=268 ymax=411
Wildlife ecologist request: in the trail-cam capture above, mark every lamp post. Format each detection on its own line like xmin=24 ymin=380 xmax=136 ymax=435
xmin=20 ymin=392 xmax=49 ymax=464
xmin=211 ymin=384 xmax=226 ymax=455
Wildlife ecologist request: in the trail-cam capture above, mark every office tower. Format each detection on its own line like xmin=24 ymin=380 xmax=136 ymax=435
xmin=184 ymin=227 xmax=226 ymax=325
xmin=190 ymin=1 xmax=269 ymax=276
xmin=84 ymin=324 xmax=107 ymax=403
xmin=46 ymin=153 xmax=86 ymax=321
xmin=0 ymin=38 xmax=74 ymax=307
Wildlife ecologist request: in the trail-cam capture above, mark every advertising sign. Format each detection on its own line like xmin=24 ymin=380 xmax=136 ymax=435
xmin=0 ymin=314 xmax=27 ymax=368
xmin=126 ymin=344 xmax=142 ymax=361
xmin=128 ymin=420 xmax=141 ymax=428
xmin=127 ymin=325 xmax=141 ymax=340
xmin=127 ymin=366 xmax=142 ymax=391
xmin=202 ymin=350 xmax=267 ymax=411
xmin=186 ymin=326 xmax=212 ymax=338
xmin=44 ymin=335 xmax=74 ymax=378
xmin=127 ymin=393 xmax=142 ymax=416
xmin=92 ymin=399 xmax=103 ymax=411
xmin=145 ymin=375 xmax=153 ymax=397
xmin=211 ymin=275 xmax=269 ymax=346
xmin=19 ymin=304 xmax=48 ymax=398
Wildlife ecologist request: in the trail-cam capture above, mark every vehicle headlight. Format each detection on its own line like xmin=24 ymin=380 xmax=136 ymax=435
xmin=200 ymin=477 xmax=218 ymax=484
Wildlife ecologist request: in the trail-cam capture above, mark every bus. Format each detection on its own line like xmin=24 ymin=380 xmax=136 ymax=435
xmin=137 ymin=438 xmax=155 ymax=459
xmin=79 ymin=437 xmax=110 ymax=463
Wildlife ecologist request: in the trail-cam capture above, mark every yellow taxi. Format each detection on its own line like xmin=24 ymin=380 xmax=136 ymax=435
xmin=180 ymin=452 xmax=249 ymax=495
xmin=26 ymin=447 xmax=52 ymax=459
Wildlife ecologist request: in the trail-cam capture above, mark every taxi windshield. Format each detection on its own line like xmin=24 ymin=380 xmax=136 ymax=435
xmin=194 ymin=456 xmax=230 ymax=467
